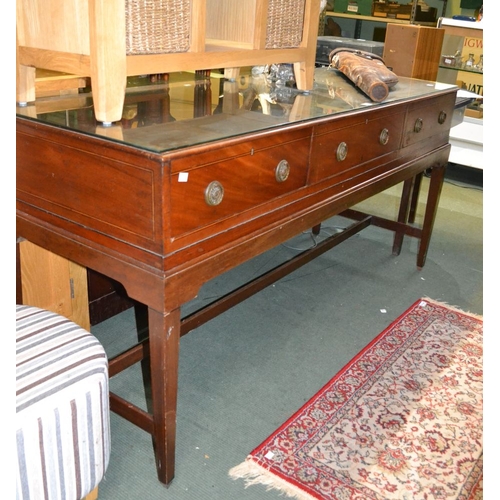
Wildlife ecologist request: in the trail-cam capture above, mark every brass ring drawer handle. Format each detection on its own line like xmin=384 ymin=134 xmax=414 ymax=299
xmin=275 ymin=159 xmax=290 ymax=183
xmin=379 ymin=128 xmax=390 ymax=145
xmin=336 ymin=142 xmax=348 ymax=161
xmin=438 ymin=111 xmax=447 ymax=124
xmin=414 ymin=118 xmax=423 ymax=133
xmin=204 ymin=180 xmax=224 ymax=206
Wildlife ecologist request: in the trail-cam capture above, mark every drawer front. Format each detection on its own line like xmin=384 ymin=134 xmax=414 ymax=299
xmin=170 ymin=134 xmax=310 ymax=236
xmin=403 ymin=93 xmax=456 ymax=147
xmin=309 ymin=110 xmax=405 ymax=183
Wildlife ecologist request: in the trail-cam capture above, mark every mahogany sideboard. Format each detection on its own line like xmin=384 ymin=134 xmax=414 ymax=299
xmin=16 ymin=68 xmax=458 ymax=486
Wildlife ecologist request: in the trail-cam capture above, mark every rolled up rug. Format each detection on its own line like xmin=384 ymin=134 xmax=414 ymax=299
xmin=329 ymin=48 xmax=398 ymax=102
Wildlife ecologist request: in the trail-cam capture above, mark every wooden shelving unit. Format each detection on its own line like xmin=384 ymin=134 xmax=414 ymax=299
xmin=17 ymin=0 xmax=321 ymax=124
xmin=325 ymin=0 xmax=443 ymax=37
xmin=437 ymin=17 xmax=483 ymax=169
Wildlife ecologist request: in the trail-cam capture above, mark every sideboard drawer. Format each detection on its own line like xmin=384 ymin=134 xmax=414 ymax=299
xmin=309 ymin=109 xmax=405 ymax=183
xmin=170 ymin=132 xmax=311 ymax=236
xmin=402 ymin=93 xmax=456 ymax=147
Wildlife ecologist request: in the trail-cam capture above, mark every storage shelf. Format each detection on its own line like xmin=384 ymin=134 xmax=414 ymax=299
xmin=438 ymin=65 xmax=482 ymax=75
xmin=326 ymin=10 xmax=437 ymax=25
xmin=437 ymin=18 xmax=482 ymax=170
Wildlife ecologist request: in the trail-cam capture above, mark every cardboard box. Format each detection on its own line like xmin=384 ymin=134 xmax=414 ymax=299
xmin=395 ymin=5 xmax=412 ymax=19
xmin=372 ymin=2 xmax=400 ymax=18
xmin=456 ymin=69 xmax=483 ymax=97
xmin=465 ymin=108 xmax=483 ymax=119
xmin=383 ymin=24 xmax=444 ymax=81
xmin=372 ymin=1 xmax=436 ymax=21
xmin=333 ymin=0 xmax=373 ymax=16
xmin=372 ymin=2 xmax=386 ymax=17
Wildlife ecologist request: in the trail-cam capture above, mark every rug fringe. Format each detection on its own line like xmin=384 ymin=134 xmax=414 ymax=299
xmin=229 ymin=459 xmax=318 ymax=500
xmin=421 ymin=297 xmax=483 ymax=321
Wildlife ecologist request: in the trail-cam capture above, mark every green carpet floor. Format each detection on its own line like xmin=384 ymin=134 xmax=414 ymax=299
xmin=92 ymin=167 xmax=483 ymax=500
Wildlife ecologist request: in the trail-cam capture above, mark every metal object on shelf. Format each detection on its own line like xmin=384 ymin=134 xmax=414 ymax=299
xmin=316 ymin=36 xmax=384 ymax=66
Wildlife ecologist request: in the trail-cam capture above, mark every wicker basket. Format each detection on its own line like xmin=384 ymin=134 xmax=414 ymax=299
xmin=318 ymin=7 xmax=326 ymax=36
xmin=266 ymin=0 xmax=306 ymax=49
xmin=125 ymin=0 xmax=191 ymax=55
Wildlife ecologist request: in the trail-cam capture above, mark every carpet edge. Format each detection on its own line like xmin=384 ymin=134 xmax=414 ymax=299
xmin=422 ymin=296 xmax=483 ymax=321
xmin=229 ymin=458 xmax=318 ymax=500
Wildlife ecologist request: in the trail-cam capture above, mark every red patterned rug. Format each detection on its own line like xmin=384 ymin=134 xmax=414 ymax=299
xmin=230 ymin=298 xmax=483 ymax=499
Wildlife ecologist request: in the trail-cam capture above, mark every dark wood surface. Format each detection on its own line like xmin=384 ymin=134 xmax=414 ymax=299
xmin=16 ymin=84 xmax=456 ymax=486
xmin=87 ymin=269 xmax=135 ymax=326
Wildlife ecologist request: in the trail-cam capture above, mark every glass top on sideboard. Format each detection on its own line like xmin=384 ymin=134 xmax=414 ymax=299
xmin=16 ymin=66 xmax=456 ymax=154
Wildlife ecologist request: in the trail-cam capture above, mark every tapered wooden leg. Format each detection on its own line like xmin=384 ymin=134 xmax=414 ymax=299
xmin=289 ymin=94 xmax=313 ymax=121
xmin=224 ymin=68 xmax=240 ymax=81
xmin=408 ymin=172 xmax=424 ymax=223
xmin=16 ymin=64 xmax=36 ymax=104
xmin=312 ymin=224 xmax=321 ymax=235
xmin=88 ymin=0 xmax=127 ymax=124
xmin=417 ymin=165 xmax=446 ymax=269
xmin=148 ymin=307 xmax=181 ymax=485
xmin=16 ymin=33 xmax=36 ymax=104
xmin=293 ymin=61 xmax=315 ymax=91
xmin=392 ymin=177 xmax=415 ymax=256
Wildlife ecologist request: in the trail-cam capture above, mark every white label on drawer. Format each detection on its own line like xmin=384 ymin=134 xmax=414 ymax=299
xmin=178 ymin=172 xmax=189 ymax=182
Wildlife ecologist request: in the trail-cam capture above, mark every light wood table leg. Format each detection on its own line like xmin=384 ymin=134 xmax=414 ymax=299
xmin=88 ymin=0 xmax=127 ymax=124
xmin=16 ymin=64 xmax=36 ymax=104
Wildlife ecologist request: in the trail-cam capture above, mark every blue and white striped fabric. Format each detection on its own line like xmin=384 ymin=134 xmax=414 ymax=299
xmin=16 ymin=305 xmax=110 ymax=500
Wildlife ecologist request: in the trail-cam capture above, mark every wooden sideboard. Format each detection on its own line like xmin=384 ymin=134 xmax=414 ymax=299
xmin=17 ymin=68 xmax=457 ymax=486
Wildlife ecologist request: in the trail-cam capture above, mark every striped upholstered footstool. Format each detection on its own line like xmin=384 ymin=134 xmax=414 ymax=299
xmin=16 ymin=305 xmax=110 ymax=500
